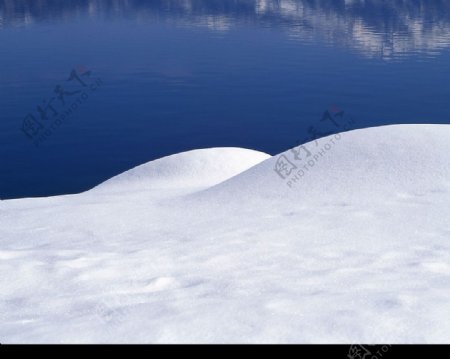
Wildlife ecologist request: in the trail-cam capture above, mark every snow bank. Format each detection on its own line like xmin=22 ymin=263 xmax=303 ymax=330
xmin=93 ymin=147 xmax=270 ymax=193
xmin=194 ymin=124 xmax=450 ymax=204
xmin=1 ymin=125 xmax=450 ymax=344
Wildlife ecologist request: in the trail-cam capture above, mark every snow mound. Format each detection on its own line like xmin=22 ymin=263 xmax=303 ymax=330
xmin=195 ymin=124 xmax=450 ymax=204
xmin=93 ymin=147 xmax=270 ymax=193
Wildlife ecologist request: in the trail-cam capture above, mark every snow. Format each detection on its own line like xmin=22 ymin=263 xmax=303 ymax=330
xmin=93 ymin=147 xmax=270 ymax=193
xmin=1 ymin=124 xmax=450 ymax=343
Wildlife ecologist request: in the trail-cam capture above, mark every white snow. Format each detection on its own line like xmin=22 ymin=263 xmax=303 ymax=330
xmin=1 ymin=124 xmax=450 ymax=343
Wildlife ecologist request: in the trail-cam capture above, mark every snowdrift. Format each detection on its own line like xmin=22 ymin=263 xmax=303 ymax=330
xmin=193 ymin=124 xmax=450 ymax=204
xmin=1 ymin=124 xmax=450 ymax=344
xmin=93 ymin=147 xmax=270 ymax=193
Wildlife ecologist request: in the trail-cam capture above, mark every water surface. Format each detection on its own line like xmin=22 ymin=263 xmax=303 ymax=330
xmin=1 ymin=0 xmax=450 ymax=199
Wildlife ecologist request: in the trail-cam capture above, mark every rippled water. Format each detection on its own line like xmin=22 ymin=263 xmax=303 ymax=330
xmin=1 ymin=0 xmax=450 ymax=199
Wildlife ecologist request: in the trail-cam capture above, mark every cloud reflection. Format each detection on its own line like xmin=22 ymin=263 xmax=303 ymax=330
xmin=1 ymin=0 xmax=450 ymax=60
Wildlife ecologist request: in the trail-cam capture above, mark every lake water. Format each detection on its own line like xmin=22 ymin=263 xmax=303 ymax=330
xmin=1 ymin=0 xmax=450 ymax=199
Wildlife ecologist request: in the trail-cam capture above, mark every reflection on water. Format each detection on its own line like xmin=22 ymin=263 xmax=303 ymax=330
xmin=2 ymin=0 xmax=450 ymax=60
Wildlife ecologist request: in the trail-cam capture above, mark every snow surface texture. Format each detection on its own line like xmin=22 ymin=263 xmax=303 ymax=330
xmin=1 ymin=125 xmax=450 ymax=343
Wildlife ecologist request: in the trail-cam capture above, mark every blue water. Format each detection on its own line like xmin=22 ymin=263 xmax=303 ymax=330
xmin=1 ymin=0 xmax=450 ymax=199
